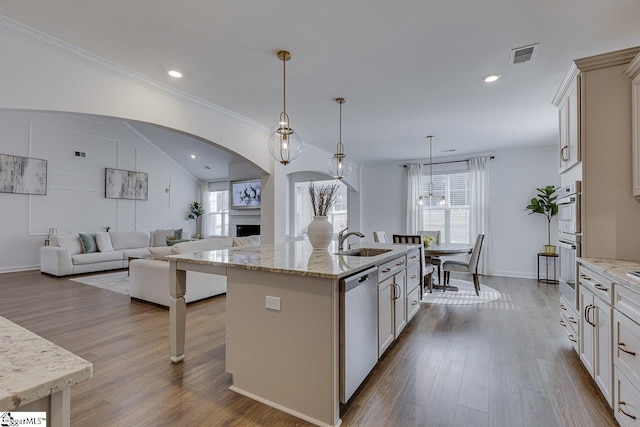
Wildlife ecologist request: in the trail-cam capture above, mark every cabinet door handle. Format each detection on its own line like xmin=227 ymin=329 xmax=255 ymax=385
xmin=560 ymin=146 xmax=569 ymax=162
xmin=594 ymin=284 xmax=609 ymax=292
xmin=568 ymin=316 xmax=577 ymax=324
xmin=618 ymin=342 xmax=637 ymax=356
xmin=382 ymin=268 xmax=392 ymax=273
xmin=560 ymin=303 xmax=567 ymax=311
xmin=560 ymin=319 xmax=567 ymax=327
xmin=580 ymin=274 xmax=592 ymax=281
xmin=619 ymin=402 xmax=637 ymax=419
xmin=589 ymin=305 xmax=597 ymax=327
xmin=410 ymin=274 xmax=417 ymax=279
xmin=568 ymin=334 xmax=577 ymax=343
xmin=396 ymin=261 xmax=405 ymax=266
xmin=412 ymin=300 xmax=418 ymax=306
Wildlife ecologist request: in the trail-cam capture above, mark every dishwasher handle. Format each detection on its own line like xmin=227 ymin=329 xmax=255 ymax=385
xmin=341 ymin=267 xmax=379 ymax=293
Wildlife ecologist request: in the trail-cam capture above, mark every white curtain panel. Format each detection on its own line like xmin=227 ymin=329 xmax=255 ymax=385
xmin=200 ymin=182 xmax=210 ymax=238
xmin=469 ymin=157 xmax=491 ymax=274
xmin=406 ymin=163 xmax=424 ymax=234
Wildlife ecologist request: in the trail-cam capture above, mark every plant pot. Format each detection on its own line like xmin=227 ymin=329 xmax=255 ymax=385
xmin=307 ymin=216 xmax=333 ymax=250
xmin=543 ymin=244 xmax=556 ymax=255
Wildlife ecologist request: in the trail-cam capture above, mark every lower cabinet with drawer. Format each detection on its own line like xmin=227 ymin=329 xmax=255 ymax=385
xmin=614 ymin=283 xmax=640 ymax=425
xmin=578 ymin=262 xmax=614 ymax=406
xmin=559 ymin=295 xmax=580 ymax=353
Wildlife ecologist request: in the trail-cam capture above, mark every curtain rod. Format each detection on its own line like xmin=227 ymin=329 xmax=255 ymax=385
xmin=403 ymin=155 xmax=495 ymax=168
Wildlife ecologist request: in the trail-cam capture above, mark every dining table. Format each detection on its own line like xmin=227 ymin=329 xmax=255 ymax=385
xmin=424 ymin=242 xmax=474 ymax=292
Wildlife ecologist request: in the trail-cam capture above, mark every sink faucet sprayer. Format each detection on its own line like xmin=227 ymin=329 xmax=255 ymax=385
xmin=338 ymin=227 xmax=365 ymax=252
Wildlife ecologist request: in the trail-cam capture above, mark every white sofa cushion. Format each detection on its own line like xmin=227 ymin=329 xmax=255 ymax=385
xmin=109 ymin=231 xmax=151 ymax=250
xmin=171 ymin=237 xmax=234 ymax=254
xmin=121 ymin=247 xmax=151 ymax=258
xmin=152 ymin=229 xmax=176 ymax=247
xmin=232 ymin=235 xmax=261 ymax=247
xmin=56 ymin=234 xmax=83 ymax=256
xmin=71 ymin=251 xmax=123 ymax=265
xmin=148 ymin=246 xmax=173 ymax=260
xmin=95 ymin=231 xmax=114 ymax=252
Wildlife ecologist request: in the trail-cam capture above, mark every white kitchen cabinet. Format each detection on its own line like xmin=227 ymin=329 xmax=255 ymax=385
xmin=614 ymin=282 xmax=640 ymax=425
xmin=625 ymin=53 xmax=640 ymax=198
xmin=559 ymin=295 xmax=580 ymax=354
xmin=614 ymin=367 xmax=640 ymax=427
xmin=555 ymin=68 xmax=580 ymax=173
xmin=378 ymin=276 xmax=394 ymax=357
xmin=393 ymin=269 xmax=407 ymax=338
xmin=579 ymin=263 xmax=614 ymax=406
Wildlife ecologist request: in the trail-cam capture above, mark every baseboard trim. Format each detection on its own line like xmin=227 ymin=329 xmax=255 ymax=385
xmin=0 ymin=265 xmax=40 ymax=274
xmin=488 ymin=270 xmax=537 ymax=279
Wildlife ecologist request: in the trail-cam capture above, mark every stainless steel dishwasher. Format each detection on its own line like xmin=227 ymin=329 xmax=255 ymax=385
xmin=340 ymin=266 xmax=379 ymax=404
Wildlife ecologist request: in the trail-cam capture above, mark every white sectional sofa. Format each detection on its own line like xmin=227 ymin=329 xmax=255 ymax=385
xmin=129 ymin=236 xmax=259 ymax=307
xmin=40 ymin=229 xmax=185 ymax=276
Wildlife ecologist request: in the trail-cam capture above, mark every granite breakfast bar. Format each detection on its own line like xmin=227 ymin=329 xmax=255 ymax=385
xmin=167 ymin=241 xmax=418 ymax=427
xmin=0 ymin=316 xmax=92 ymax=427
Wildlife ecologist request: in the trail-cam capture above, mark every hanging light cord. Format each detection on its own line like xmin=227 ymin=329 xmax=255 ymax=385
xmin=282 ymin=55 xmax=287 ymax=118
xmin=428 ymin=136 xmax=434 ymax=197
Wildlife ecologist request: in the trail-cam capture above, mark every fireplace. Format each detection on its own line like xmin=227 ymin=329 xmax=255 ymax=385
xmin=236 ymin=224 xmax=260 ymax=237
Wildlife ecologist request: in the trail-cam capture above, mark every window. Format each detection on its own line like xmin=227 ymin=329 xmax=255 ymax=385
xmin=421 ymin=171 xmax=470 ymax=243
xmin=206 ymin=182 xmax=229 ymax=236
xmin=293 ymin=179 xmax=348 ymax=238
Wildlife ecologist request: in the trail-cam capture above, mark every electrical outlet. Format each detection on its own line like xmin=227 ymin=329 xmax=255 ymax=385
xmin=265 ymin=296 xmax=281 ymax=311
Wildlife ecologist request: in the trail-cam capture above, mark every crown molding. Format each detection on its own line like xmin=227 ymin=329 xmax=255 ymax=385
xmin=624 ymin=51 xmax=640 ymax=79
xmin=574 ymin=46 xmax=640 ymax=72
xmin=0 ymin=15 xmax=270 ymax=132
xmin=552 ymin=62 xmax=579 ymax=106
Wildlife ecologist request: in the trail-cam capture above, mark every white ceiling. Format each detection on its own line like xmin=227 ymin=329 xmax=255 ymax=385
xmin=2 ymin=1 xmax=640 ymax=165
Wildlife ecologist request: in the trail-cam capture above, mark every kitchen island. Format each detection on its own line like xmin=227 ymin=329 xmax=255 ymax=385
xmin=0 ymin=316 xmax=92 ymax=427
xmin=167 ymin=241 xmax=419 ymax=427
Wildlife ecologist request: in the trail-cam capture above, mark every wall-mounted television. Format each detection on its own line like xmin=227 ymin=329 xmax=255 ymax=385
xmin=230 ymin=178 xmax=261 ymax=209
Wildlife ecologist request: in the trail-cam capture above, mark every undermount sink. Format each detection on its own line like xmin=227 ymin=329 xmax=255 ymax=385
xmin=336 ymin=248 xmax=392 ymax=257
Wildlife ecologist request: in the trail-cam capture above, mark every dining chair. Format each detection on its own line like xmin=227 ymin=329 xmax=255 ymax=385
xmin=373 ymin=231 xmax=389 ymax=243
xmin=442 ymin=234 xmax=485 ymax=296
xmin=392 ymin=234 xmax=433 ymax=296
xmin=419 ymin=230 xmax=442 ymax=284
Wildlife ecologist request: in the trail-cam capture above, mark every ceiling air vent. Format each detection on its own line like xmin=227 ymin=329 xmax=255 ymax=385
xmin=509 ymin=43 xmax=539 ymax=65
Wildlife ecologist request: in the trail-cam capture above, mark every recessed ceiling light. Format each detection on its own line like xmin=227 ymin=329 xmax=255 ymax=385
xmin=190 ymin=154 xmax=196 ymax=159
xmin=168 ymin=70 xmax=183 ymax=78
xmin=484 ymin=74 xmax=500 ymax=83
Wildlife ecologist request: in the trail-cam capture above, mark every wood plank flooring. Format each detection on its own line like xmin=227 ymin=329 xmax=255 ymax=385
xmin=0 ymin=271 xmax=617 ymax=426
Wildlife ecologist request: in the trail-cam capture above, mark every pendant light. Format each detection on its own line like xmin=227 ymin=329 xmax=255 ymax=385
xmin=268 ymin=50 xmax=302 ymax=166
xmin=418 ymin=135 xmax=446 ymax=206
xmin=328 ymin=98 xmax=353 ymax=180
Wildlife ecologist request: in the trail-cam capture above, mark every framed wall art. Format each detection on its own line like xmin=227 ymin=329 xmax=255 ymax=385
xmin=105 ymin=168 xmax=148 ymax=200
xmin=230 ymin=179 xmax=261 ymax=209
xmin=0 ymin=153 xmax=47 ymax=195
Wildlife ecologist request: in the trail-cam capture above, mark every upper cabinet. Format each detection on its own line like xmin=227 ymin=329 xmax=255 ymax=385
xmin=624 ymin=53 xmax=640 ymax=199
xmin=554 ymin=65 xmax=580 ymax=173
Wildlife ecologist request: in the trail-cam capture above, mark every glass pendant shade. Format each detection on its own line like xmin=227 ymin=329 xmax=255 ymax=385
xmin=328 ymin=142 xmax=353 ymax=180
xmin=328 ymin=98 xmax=352 ymax=180
xmin=269 ymin=50 xmax=302 ymax=166
xmin=417 ymin=135 xmax=445 ymax=206
xmin=269 ymin=112 xmax=302 ymax=165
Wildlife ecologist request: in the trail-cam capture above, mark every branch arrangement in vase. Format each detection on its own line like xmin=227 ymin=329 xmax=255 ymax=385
xmin=308 ymin=182 xmax=339 ymax=216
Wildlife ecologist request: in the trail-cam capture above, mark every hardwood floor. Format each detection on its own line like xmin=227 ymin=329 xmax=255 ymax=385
xmin=0 ymin=271 xmax=617 ymax=426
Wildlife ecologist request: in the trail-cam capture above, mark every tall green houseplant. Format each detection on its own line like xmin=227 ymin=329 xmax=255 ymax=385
xmin=525 ymin=185 xmax=559 ymax=253
xmin=187 ymin=201 xmax=205 ymax=238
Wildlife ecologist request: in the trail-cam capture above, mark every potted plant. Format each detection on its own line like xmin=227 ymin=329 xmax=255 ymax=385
xmin=187 ymin=201 xmax=205 ymax=239
xmin=525 ymin=185 xmax=559 ymax=254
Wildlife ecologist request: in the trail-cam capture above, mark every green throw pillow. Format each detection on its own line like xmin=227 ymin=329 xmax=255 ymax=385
xmin=166 ymin=238 xmax=190 ymax=246
xmin=79 ymin=233 xmax=97 ymax=253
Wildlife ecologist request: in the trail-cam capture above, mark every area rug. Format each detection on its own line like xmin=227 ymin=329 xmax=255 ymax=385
xmin=69 ymin=271 xmax=130 ymax=296
xmin=422 ymin=278 xmax=500 ymax=305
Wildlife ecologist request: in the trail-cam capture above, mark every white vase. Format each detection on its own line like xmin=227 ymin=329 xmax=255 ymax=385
xmin=307 ymin=216 xmax=333 ymax=250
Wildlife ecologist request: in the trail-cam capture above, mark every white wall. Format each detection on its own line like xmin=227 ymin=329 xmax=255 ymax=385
xmin=360 ymin=145 xmax=560 ymax=278
xmin=0 ymin=111 xmax=199 ymax=272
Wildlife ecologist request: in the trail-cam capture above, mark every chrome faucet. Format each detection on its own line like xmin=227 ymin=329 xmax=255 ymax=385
xmin=338 ymin=227 xmax=365 ymax=252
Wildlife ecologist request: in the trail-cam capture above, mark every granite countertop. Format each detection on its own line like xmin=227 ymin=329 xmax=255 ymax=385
xmin=166 ymin=240 xmax=420 ymax=279
xmin=579 ymin=257 xmax=640 ymax=292
xmin=0 ymin=316 xmax=93 ymax=410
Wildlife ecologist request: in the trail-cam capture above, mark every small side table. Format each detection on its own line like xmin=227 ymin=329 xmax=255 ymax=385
xmin=537 ymin=253 xmax=559 ymax=284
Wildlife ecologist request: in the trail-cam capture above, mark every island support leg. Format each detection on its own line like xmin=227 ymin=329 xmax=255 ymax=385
xmin=169 ymin=261 xmax=187 ymax=363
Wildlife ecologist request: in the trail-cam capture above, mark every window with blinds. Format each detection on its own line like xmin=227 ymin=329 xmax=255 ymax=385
xmin=421 ymin=171 xmax=470 ymax=244
xmin=206 ymin=181 xmax=229 ymax=236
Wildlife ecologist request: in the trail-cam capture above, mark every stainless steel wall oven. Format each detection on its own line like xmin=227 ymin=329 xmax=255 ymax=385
xmin=557 ymin=181 xmax=581 ymax=310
